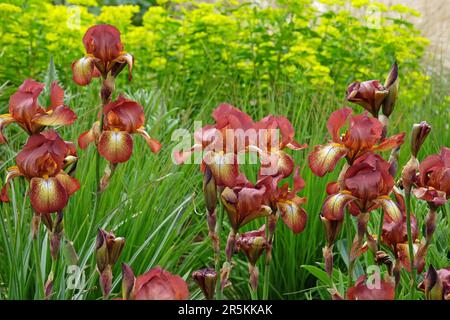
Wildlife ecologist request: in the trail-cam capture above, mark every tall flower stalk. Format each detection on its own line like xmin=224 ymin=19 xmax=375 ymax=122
xmin=71 ymin=25 xmax=161 ymax=255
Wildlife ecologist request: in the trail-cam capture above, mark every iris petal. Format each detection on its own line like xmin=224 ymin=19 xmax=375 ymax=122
xmin=33 ymin=106 xmax=77 ymax=126
xmin=136 ymin=128 xmax=162 ymax=153
xmin=98 ymin=131 xmax=133 ymax=164
xmin=322 ymin=191 xmax=356 ymax=221
xmin=0 ymin=114 xmax=16 ymax=144
xmin=29 ymin=177 xmax=68 ymax=214
xmin=71 ymin=56 xmax=95 ymax=86
xmin=308 ymin=143 xmax=347 ymax=177
xmin=277 ymin=197 xmax=308 ymax=234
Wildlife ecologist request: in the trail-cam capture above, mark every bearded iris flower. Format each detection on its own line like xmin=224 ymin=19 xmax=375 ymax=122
xmin=72 ymin=24 xmax=133 ymax=86
xmin=1 ymin=130 xmax=79 ymax=214
xmin=175 ymin=103 xmax=254 ymax=188
xmin=78 ymin=95 xmax=161 ymax=163
xmin=235 ymin=226 xmax=268 ymax=291
xmin=321 ymin=153 xmax=401 ymax=266
xmin=220 ymin=175 xmax=272 ymax=232
xmin=0 ymin=79 xmax=77 ymax=144
xmin=257 ymin=167 xmax=308 ymax=234
xmin=308 ymin=107 xmax=405 ymax=177
xmin=322 ymin=153 xmax=399 ymax=221
xmin=254 ymin=115 xmax=307 ymax=178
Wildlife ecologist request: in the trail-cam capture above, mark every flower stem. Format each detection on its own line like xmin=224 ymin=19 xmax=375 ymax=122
xmin=214 ymin=205 xmax=224 ymax=300
xmin=263 ymin=214 xmax=276 ymax=300
xmin=377 ymin=209 xmax=385 ymax=250
xmin=405 ymin=193 xmax=416 ymax=299
xmin=250 ymin=285 xmax=258 ymax=300
xmin=82 ymin=78 xmax=111 ymax=252
xmin=345 ymin=212 xmax=353 ymax=288
xmin=262 ymin=260 xmax=271 ymax=300
xmin=32 ymin=237 xmax=44 ymax=299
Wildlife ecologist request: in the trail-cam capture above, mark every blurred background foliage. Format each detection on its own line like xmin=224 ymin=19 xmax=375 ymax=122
xmin=0 ymin=0 xmax=433 ymax=107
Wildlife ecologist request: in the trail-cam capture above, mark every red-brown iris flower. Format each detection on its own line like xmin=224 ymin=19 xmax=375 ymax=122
xmin=78 ymin=95 xmax=161 ymax=163
xmin=254 ymin=115 xmax=307 ymax=178
xmin=220 ymin=174 xmax=272 ymax=232
xmin=346 ymin=63 xmax=398 ymax=118
xmin=382 ymin=191 xmax=418 ymax=249
xmin=257 ymin=167 xmax=308 ymax=234
xmin=380 ymin=190 xmax=427 ymax=274
xmin=121 ymin=264 xmax=189 ymax=300
xmin=175 ymin=104 xmax=255 ymax=188
xmin=72 ymin=24 xmax=133 ymax=86
xmin=413 ymin=147 xmax=450 ymax=208
xmin=346 ymin=275 xmax=395 ymax=300
xmin=308 ymin=107 xmax=405 ymax=177
xmin=0 ymin=79 xmax=77 ymax=144
xmin=322 ymin=153 xmax=399 ymax=220
xmin=235 ymin=225 xmax=269 ymax=290
xmin=235 ymin=225 xmax=268 ymax=266
xmin=1 ymin=130 xmax=79 ymax=214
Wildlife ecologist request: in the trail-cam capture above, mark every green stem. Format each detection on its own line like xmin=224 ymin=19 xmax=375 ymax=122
xmin=214 ymin=205 xmax=224 ymax=300
xmin=263 ymin=214 xmax=275 ymax=300
xmin=377 ymin=209 xmax=385 ymax=250
xmin=345 ymin=212 xmax=353 ymax=288
xmin=33 ymin=237 xmax=44 ymax=299
xmin=250 ymin=286 xmax=258 ymax=300
xmin=405 ymin=193 xmax=416 ymax=299
xmin=262 ymin=260 xmax=271 ymax=300
xmin=81 ymin=79 xmax=109 ymax=252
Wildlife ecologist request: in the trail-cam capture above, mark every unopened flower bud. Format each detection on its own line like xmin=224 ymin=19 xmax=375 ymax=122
xmin=203 ymin=165 xmax=217 ymax=214
xmin=192 ymin=268 xmax=217 ymax=300
xmin=424 ymin=265 xmax=443 ymax=300
xmin=401 ymin=156 xmax=419 ymax=195
xmin=411 ymin=121 xmax=431 ymax=157
xmin=96 ymin=230 xmax=109 ymax=273
xmin=425 ymin=209 xmax=437 ymax=244
xmin=382 ymin=62 xmax=399 ymax=118
xmin=96 ymin=229 xmax=125 ymax=298
xmin=320 ymin=213 xmax=342 ymax=246
xmin=388 ymin=147 xmax=400 ymax=177
xmin=121 ymin=263 xmax=136 ymax=300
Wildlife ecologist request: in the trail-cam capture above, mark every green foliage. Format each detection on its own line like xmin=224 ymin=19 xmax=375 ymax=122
xmin=0 ymin=0 xmax=430 ymax=107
